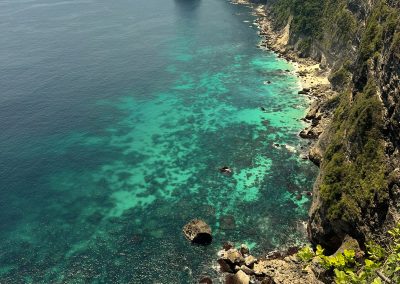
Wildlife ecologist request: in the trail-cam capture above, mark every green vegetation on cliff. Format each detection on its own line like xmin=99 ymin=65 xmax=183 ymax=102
xmin=270 ymin=0 xmax=400 ymax=245
xmin=297 ymin=223 xmax=400 ymax=283
xmin=359 ymin=0 xmax=399 ymax=62
xmin=321 ymin=79 xmax=387 ymax=223
xmin=271 ymin=0 xmax=321 ymax=37
xmin=318 ymin=0 xmax=399 ymax=228
xmin=271 ymin=0 xmax=358 ymax=55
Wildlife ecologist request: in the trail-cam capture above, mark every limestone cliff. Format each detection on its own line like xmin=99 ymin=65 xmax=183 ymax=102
xmin=267 ymin=0 xmax=400 ymax=252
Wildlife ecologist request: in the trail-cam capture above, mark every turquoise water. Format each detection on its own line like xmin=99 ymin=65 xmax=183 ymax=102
xmin=0 ymin=0 xmax=317 ymax=282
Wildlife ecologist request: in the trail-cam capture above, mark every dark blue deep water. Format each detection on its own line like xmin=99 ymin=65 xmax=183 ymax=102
xmin=0 ymin=0 xmax=317 ymax=282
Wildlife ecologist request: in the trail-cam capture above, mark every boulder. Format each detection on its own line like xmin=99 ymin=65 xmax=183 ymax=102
xmin=333 ymin=235 xmax=364 ymax=261
xmin=221 ymin=248 xmax=244 ymax=265
xmin=223 ymin=241 xmax=234 ymax=251
xmin=183 ymin=219 xmax=212 ymax=245
xmin=240 ymin=244 xmax=249 ymax=256
xmin=311 ymin=118 xmax=319 ymax=127
xmin=286 ymin=246 xmax=299 ymax=256
xmin=244 ymin=255 xmax=257 ymax=267
xmin=308 ymin=146 xmax=322 ymax=166
xmin=299 ymin=129 xmax=319 ymax=139
xmin=219 ymin=166 xmax=233 ymax=175
xmin=218 ymin=258 xmax=234 ymax=273
xmin=305 ymin=102 xmax=319 ymax=120
xmin=229 ymin=270 xmax=250 ymax=284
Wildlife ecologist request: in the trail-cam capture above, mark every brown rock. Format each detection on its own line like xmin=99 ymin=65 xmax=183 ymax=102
xmin=334 ymin=235 xmax=364 ymax=261
xmin=287 ymin=246 xmax=299 ymax=255
xmin=308 ymin=146 xmax=322 ymax=166
xmin=221 ymin=248 xmax=244 ymax=265
xmin=223 ymin=241 xmax=234 ymax=251
xmin=299 ymin=129 xmax=319 ymax=139
xmin=218 ymin=258 xmax=234 ymax=273
xmin=244 ymin=255 xmax=257 ymax=267
xmin=253 ymin=260 xmax=267 ymax=275
xmin=233 ymin=270 xmax=250 ymax=284
xmin=182 ymin=219 xmax=212 ymax=245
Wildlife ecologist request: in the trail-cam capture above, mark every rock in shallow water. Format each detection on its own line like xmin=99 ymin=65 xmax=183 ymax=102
xmin=182 ymin=219 xmax=212 ymax=245
xmin=220 ymin=215 xmax=236 ymax=230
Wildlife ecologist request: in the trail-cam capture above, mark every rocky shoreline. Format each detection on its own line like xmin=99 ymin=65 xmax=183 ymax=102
xmin=212 ymin=0 xmax=400 ymax=283
xmin=205 ymin=1 xmax=341 ymax=283
xmin=249 ymin=3 xmax=337 ymax=166
xmin=215 ymin=243 xmax=322 ymax=284
xmin=233 ymin=0 xmax=337 ymax=165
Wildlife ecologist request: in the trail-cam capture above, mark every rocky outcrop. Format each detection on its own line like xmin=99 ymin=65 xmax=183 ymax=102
xmin=217 ymin=244 xmax=323 ymax=284
xmin=225 ymin=270 xmax=250 ymax=284
xmin=182 ymin=219 xmax=212 ymax=245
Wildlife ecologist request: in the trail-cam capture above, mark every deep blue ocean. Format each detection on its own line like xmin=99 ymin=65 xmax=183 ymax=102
xmin=0 ymin=0 xmax=317 ymax=282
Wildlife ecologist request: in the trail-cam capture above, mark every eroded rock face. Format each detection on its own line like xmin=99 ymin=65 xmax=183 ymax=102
xmin=182 ymin=219 xmax=212 ymax=245
xmin=308 ymin=18 xmax=400 ymax=253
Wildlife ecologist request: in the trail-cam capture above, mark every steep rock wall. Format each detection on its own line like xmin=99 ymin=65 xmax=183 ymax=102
xmin=268 ymin=0 xmax=400 ymax=252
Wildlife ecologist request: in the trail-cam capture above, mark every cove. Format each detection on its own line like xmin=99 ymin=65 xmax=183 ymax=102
xmin=0 ymin=0 xmax=317 ymax=282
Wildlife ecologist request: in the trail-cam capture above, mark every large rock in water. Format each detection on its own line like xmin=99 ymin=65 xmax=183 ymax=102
xmin=182 ymin=219 xmax=212 ymax=245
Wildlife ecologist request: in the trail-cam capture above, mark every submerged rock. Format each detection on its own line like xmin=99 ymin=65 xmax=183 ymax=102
xmin=219 ymin=166 xmax=233 ymax=175
xmin=199 ymin=276 xmax=213 ymax=284
xmin=220 ymin=215 xmax=236 ymax=230
xmin=182 ymin=219 xmax=212 ymax=245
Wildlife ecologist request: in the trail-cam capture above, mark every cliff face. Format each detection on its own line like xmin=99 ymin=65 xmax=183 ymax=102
xmin=269 ymin=0 xmax=400 ymax=252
